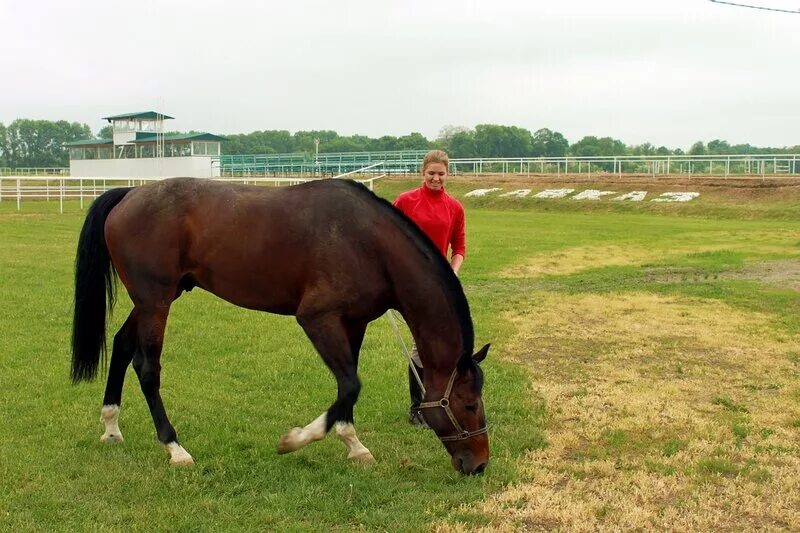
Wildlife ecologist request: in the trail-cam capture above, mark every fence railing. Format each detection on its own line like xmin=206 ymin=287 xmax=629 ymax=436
xmin=449 ymin=154 xmax=800 ymax=177
xmin=0 ymin=167 xmax=69 ymax=176
xmin=0 ymin=164 xmax=387 ymax=213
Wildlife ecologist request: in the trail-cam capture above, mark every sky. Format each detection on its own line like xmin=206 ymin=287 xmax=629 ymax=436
xmin=1 ymin=0 xmax=798 ymax=149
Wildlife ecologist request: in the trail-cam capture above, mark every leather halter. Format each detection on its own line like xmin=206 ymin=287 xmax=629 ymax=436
xmin=418 ymin=366 xmax=488 ymax=442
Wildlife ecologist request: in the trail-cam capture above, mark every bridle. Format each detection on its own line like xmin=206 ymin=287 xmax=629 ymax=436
xmin=418 ymin=366 xmax=488 ymax=442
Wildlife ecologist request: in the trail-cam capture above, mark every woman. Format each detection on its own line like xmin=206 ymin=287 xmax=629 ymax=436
xmin=393 ymin=149 xmax=466 ymax=427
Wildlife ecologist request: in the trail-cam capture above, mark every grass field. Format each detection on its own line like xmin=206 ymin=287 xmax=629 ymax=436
xmin=1 ymin=177 xmax=799 ymax=531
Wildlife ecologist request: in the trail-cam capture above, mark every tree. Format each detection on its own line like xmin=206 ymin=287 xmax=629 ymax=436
xmin=446 ymin=130 xmax=476 ymax=158
xmin=293 ymin=130 xmax=338 ymax=153
xmin=436 ymin=125 xmax=470 ymax=145
xmin=707 ymin=139 xmax=732 ymax=155
xmin=1 ymin=119 xmax=92 ymax=167
xmin=367 ymin=135 xmax=400 ymax=152
xmin=569 ymin=136 xmax=627 ymax=157
xmin=320 ymin=137 xmax=366 ymax=153
xmin=631 ymin=142 xmax=656 ymax=156
xmin=474 ymin=124 xmax=533 ymax=157
xmin=396 ymin=132 xmax=430 ymax=151
xmin=531 ymin=128 xmax=569 ymax=157
xmin=688 ymin=141 xmax=706 ymax=155
xmin=0 ymin=122 xmax=7 ymax=166
xmin=97 ymin=125 xmax=114 ymax=139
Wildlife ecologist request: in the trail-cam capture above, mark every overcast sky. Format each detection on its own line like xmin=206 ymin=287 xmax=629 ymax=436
xmin=2 ymin=0 xmax=797 ymax=149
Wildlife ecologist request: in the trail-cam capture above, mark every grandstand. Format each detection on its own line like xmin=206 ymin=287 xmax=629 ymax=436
xmin=217 ymin=150 xmax=426 ymax=177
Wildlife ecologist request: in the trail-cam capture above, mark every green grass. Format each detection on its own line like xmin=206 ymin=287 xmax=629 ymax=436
xmin=0 ymin=197 xmax=539 ymax=531
xmin=2 ymin=180 xmax=799 ymax=530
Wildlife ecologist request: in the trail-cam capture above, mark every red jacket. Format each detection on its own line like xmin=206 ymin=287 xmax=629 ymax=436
xmin=393 ymin=185 xmax=466 ymax=259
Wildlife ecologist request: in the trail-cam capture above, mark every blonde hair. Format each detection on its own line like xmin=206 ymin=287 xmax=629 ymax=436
xmin=421 ymin=149 xmax=450 ymax=172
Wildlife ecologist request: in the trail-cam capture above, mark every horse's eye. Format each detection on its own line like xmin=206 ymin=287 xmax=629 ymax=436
xmin=465 ymin=404 xmax=477 ymax=413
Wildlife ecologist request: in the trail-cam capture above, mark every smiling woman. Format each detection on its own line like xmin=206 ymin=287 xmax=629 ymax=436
xmin=392 ymin=150 xmax=469 ymax=427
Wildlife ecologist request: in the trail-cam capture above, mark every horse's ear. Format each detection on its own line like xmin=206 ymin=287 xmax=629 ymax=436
xmin=473 ymin=343 xmax=490 ymax=364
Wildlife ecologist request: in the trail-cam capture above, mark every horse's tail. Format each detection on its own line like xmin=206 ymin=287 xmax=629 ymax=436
xmin=71 ymin=187 xmax=132 ymax=383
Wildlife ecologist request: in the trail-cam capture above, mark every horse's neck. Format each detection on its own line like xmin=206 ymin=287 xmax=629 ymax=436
xmin=394 ymin=273 xmax=463 ymax=373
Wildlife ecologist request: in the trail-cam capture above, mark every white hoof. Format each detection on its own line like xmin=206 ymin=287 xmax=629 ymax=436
xmin=100 ymin=405 xmax=123 ymax=444
xmin=277 ymin=427 xmax=304 ymax=454
xmin=165 ymin=442 xmax=194 ymax=466
xmin=170 ymin=454 xmax=195 ymax=466
xmin=348 ymin=450 xmax=376 ymax=464
xmin=100 ymin=432 xmax=124 ymax=443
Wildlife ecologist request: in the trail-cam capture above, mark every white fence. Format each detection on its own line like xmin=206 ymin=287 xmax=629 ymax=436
xmin=451 ymin=154 xmax=800 ymax=177
xmin=0 ymin=165 xmax=387 ymax=213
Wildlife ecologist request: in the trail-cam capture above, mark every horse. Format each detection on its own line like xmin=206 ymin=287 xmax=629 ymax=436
xmin=71 ymin=177 xmax=490 ymax=475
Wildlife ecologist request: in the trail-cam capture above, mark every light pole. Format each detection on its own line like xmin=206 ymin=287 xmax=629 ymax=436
xmin=314 ymin=138 xmax=320 ymax=177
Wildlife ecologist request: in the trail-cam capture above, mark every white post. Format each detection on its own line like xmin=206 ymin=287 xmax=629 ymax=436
xmin=17 ymin=178 xmax=21 ymax=210
xmin=60 ymin=178 xmax=64 ymax=214
xmin=80 ymin=178 xmax=84 ymax=209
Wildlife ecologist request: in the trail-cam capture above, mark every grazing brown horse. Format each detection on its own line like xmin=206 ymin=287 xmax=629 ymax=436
xmin=71 ymin=177 xmax=489 ymax=474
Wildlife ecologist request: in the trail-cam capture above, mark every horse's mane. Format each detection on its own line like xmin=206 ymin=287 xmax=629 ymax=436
xmin=335 ymin=179 xmax=475 ymax=358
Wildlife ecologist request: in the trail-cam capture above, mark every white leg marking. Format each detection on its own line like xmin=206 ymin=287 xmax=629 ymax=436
xmin=277 ymin=412 xmax=328 ymax=454
xmin=335 ymin=422 xmax=375 ymax=464
xmin=100 ymin=404 xmax=124 ymax=443
xmin=164 ymin=442 xmax=194 ymax=465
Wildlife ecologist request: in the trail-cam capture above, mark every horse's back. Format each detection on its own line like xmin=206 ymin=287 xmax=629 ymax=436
xmin=105 ymin=178 xmax=401 ymax=317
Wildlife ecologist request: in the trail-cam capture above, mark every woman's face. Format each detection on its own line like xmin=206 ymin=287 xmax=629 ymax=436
xmin=423 ymin=162 xmax=448 ymax=191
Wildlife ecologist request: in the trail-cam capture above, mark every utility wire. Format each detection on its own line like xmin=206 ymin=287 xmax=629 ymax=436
xmin=709 ymin=0 xmax=800 ymax=14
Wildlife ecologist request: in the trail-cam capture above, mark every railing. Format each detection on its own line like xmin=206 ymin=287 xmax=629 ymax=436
xmin=0 ymin=164 xmax=387 ymax=213
xmin=211 ymin=152 xmax=800 ymax=178
xmin=0 ymin=167 xmax=69 ymax=176
xmin=449 ymin=154 xmax=800 ymax=177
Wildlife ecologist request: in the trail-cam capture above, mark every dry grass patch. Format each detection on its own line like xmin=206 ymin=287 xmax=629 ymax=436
xmin=443 ymin=292 xmax=800 ymax=531
xmin=501 ymin=230 xmax=800 ymax=277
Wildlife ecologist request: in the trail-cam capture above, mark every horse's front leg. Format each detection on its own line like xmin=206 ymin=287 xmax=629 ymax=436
xmin=277 ymin=313 xmax=374 ymax=463
xmin=133 ymin=306 xmax=193 ymax=465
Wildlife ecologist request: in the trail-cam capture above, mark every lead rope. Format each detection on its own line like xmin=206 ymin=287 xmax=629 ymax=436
xmin=386 ymin=310 xmax=425 ymax=395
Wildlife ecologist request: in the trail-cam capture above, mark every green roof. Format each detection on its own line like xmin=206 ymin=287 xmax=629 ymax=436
xmin=63 ymin=138 xmax=113 ymax=146
xmin=134 ymin=132 xmax=226 ymax=142
xmin=102 ymin=111 xmax=175 ymax=121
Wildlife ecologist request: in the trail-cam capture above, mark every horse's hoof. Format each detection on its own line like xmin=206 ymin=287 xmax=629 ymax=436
xmin=170 ymin=455 xmax=195 ymax=466
xmin=349 ymin=450 xmax=376 ymax=465
xmin=100 ymin=432 xmax=124 ymax=443
xmin=277 ymin=427 xmax=303 ymax=454
xmin=164 ymin=442 xmax=194 ymax=465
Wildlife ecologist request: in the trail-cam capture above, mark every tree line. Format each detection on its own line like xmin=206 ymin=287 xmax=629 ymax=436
xmin=1 ymin=118 xmax=796 ymax=168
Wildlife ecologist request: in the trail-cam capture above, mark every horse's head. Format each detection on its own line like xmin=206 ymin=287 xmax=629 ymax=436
xmin=420 ymin=343 xmax=490 ymax=475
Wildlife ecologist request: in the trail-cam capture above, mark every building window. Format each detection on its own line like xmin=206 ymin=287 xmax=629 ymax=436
xmin=192 ymin=142 xmax=207 ymax=155
xmin=70 ymin=147 xmax=84 ymax=160
xmin=98 ymin=146 xmax=112 ymax=159
xmin=84 ymin=147 xmax=97 ymax=160
xmin=207 ymin=143 xmax=220 ymax=156
xmin=140 ymin=144 xmax=154 ymax=158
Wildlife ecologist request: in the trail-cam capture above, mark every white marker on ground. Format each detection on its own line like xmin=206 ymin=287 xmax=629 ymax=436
xmin=572 ymin=190 xmax=616 ymax=200
xmin=613 ymin=191 xmax=648 ymax=201
xmin=464 ymin=188 xmax=501 ymax=197
xmin=652 ymin=192 xmax=700 ymax=202
xmin=533 ymin=189 xmax=575 ymax=199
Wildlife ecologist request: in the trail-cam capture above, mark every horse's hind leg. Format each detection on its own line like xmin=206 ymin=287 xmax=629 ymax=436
xmin=100 ymin=309 xmax=139 ymax=443
xmin=277 ymin=313 xmax=374 ymax=463
xmin=133 ymin=305 xmax=193 ymax=465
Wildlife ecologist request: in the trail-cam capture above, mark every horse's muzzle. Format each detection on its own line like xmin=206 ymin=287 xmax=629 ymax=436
xmin=452 ymin=454 xmax=488 ymax=475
